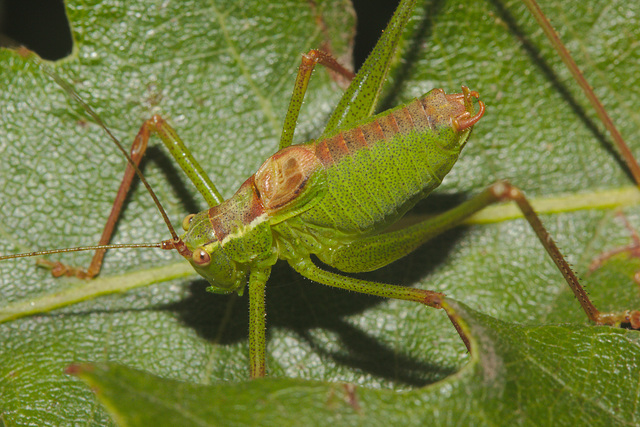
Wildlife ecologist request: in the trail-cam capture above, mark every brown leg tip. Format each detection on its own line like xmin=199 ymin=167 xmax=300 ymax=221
xmin=425 ymin=292 xmax=445 ymax=309
xmin=51 ymin=262 xmax=69 ymax=277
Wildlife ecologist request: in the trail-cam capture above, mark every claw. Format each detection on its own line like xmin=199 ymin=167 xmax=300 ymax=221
xmin=447 ymin=87 xmax=485 ymax=131
xmin=455 ymin=99 xmax=485 ymax=131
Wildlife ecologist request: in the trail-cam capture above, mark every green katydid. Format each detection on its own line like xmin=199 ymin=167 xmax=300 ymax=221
xmin=0 ymin=0 xmax=639 ymax=391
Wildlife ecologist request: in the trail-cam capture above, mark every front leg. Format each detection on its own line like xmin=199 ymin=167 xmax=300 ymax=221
xmin=248 ymin=267 xmax=271 ymax=378
xmin=39 ymin=115 xmax=223 ymax=279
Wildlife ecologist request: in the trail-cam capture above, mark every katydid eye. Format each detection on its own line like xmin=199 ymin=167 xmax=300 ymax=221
xmin=182 ymin=214 xmax=196 ymax=231
xmin=192 ymin=248 xmax=211 ymax=266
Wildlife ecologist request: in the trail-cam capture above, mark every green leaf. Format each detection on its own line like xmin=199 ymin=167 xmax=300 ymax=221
xmin=67 ymin=300 xmax=640 ymax=426
xmin=1 ymin=0 xmax=640 ymax=425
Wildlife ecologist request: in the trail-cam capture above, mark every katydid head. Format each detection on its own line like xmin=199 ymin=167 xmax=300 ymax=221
xmin=176 ymin=211 xmax=249 ymax=295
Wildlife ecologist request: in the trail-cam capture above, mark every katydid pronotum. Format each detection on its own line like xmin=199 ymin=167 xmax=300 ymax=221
xmin=1 ymin=0 xmax=640 ymax=388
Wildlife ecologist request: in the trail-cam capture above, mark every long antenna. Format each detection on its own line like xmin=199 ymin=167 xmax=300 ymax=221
xmin=0 ymin=244 xmax=165 ymax=261
xmin=19 ymin=47 xmax=181 ymax=243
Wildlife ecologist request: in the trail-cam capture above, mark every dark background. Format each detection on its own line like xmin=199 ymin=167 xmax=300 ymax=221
xmin=0 ymin=0 xmax=401 ymax=69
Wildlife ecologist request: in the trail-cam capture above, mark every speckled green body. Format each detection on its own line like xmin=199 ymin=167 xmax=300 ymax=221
xmin=301 ymin=96 xmax=467 ymax=232
xmin=181 ymin=87 xmax=478 ymax=291
xmin=273 ymin=89 xmax=474 ymax=268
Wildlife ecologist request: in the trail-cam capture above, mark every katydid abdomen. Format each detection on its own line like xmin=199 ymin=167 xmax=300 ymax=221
xmin=295 ymin=88 xmax=482 ymax=235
